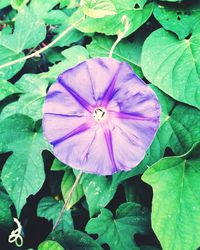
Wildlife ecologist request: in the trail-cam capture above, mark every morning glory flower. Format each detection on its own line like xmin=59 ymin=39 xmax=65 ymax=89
xmin=42 ymin=58 xmax=160 ymax=175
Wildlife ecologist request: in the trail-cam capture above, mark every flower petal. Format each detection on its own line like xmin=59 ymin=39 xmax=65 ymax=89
xmin=58 ymin=58 xmax=120 ymax=106
xmin=52 ymin=125 xmax=117 ymax=175
xmin=43 ymin=58 xmax=161 ymax=175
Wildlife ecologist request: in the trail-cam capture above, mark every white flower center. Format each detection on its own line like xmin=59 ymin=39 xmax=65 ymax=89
xmin=93 ymin=107 xmax=107 ymax=121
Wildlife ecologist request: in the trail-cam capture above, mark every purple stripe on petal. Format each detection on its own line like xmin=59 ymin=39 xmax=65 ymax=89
xmin=101 ymin=123 xmax=117 ymax=173
xmin=42 ymin=57 xmax=161 ymax=175
xmin=109 ymin=111 xmax=159 ymax=122
xmin=51 ymin=122 xmax=92 ymax=146
xmin=44 ymin=112 xmax=83 ymax=118
xmin=58 ymin=77 xmax=94 ymax=113
xmin=100 ymin=63 xmax=122 ymax=107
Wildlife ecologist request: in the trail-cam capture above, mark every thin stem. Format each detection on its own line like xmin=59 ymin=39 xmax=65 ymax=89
xmin=0 ymin=16 xmax=84 ymax=70
xmin=52 ymin=170 xmax=83 ymax=232
xmin=109 ymin=35 xmax=123 ymax=58
xmin=109 ymin=15 xmax=130 ymax=58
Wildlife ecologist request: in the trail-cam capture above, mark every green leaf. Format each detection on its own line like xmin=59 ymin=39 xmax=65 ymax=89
xmin=80 ymin=165 xmax=144 ymax=216
xmin=0 ymin=46 xmax=24 ymax=80
xmin=0 ymin=177 xmax=12 ymax=230
xmin=142 ymin=142 xmax=200 ymax=250
xmin=48 ymin=229 xmax=103 ymax=250
xmin=11 ymin=0 xmax=29 ymax=10
xmin=1 ymin=74 xmax=49 ymax=121
xmin=0 ymin=80 xmax=20 ymax=101
xmin=70 ymin=1 xmax=153 ymax=36
xmin=132 ymin=0 xmax=147 ymax=9
xmin=157 ymin=104 xmax=200 ymax=155
xmin=0 ymin=0 xmax=10 ymax=9
xmin=37 ymin=196 xmax=73 ymax=232
xmin=149 ymin=86 xmax=200 ymax=156
xmin=0 ymin=6 xmax=46 ymax=53
xmin=87 ymin=34 xmax=143 ymax=77
xmin=38 ymin=240 xmax=64 ymax=250
xmin=52 ymin=19 xmax=83 ymax=47
xmin=0 ymin=114 xmax=50 ymax=216
xmin=153 ymin=6 xmax=196 ymax=40
xmin=80 ymin=0 xmax=117 ymax=18
xmin=86 ymin=202 xmax=150 ymax=250
xmin=30 ymin=0 xmax=67 ymax=24
xmin=141 ymin=28 xmax=200 ymax=109
xmin=61 ymin=168 xmax=84 ymax=208
xmin=41 ymin=46 xmax=89 ymax=82
xmin=51 ymin=158 xmax=67 ymax=171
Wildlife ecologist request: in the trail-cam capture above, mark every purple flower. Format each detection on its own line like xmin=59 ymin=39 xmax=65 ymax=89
xmin=42 ymin=58 xmax=160 ymax=175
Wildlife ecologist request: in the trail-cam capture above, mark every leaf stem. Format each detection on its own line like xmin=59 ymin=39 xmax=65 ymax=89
xmin=109 ymin=15 xmax=130 ymax=58
xmin=0 ymin=16 xmax=84 ymax=70
xmin=52 ymin=170 xmax=83 ymax=232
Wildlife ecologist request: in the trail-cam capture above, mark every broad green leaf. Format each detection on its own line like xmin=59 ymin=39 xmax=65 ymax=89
xmin=11 ymin=0 xmax=29 ymax=10
xmin=156 ymin=104 xmax=200 ymax=155
xmin=86 ymin=202 xmax=150 ymax=250
xmin=150 ymin=86 xmax=200 ymax=155
xmin=48 ymin=229 xmax=103 ymax=250
xmin=80 ymin=164 xmax=144 ymax=216
xmin=141 ymin=28 xmax=200 ymax=109
xmin=142 ymin=142 xmax=200 ymax=250
xmin=154 ymin=5 xmax=200 ymax=40
xmin=61 ymin=168 xmax=84 ymax=208
xmin=132 ymin=0 xmax=147 ymax=9
xmin=70 ymin=2 xmax=153 ymax=36
xmin=52 ymin=19 xmax=83 ymax=47
xmin=38 ymin=240 xmax=64 ymax=250
xmin=41 ymin=46 xmax=89 ymax=81
xmin=0 ymin=46 xmax=24 ymax=80
xmin=51 ymin=158 xmax=67 ymax=171
xmin=30 ymin=0 xmax=67 ymax=24
xmin=59 ymin=0 xmax=69 ymax=8
xmin=37 ymin=196 xmax=73 ymax=232
xmin=0 ymin=74 xmax=49 ymax=121
xmin=0 ymin=114 xmax=50 ymax=216
xmin=0 ymin=80 xmax=20 ymax=101
xmin=0 ymin=177 xmax=12 ymax=230
xmin=0 ymin=0 xmax=10 ymax=9
xmin=44 ymin=48 xmax=65 ymax=64
xmin=87 ymin=35 xmax=143 ymax=77
xmin=80 ymin=0 xmax=117 ymax=18
xmin=0 ymin=6 xmax=46 ymax=53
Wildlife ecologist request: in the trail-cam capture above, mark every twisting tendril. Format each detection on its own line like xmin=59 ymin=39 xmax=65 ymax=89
xmin=8 ymin=218 xmax=23 ymax=247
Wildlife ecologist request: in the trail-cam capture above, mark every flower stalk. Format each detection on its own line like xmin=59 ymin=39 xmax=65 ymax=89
xmin=52 ymin=170 xmax=83 ymax=232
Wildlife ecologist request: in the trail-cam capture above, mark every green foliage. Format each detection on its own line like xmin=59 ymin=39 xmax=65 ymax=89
xmin=37 ymin=196 xmax=73 ymax=232
xmin=29 ymin=0 xmax=67 ymax=24
xmin=0 ymin=80 xmax=20 ymax=101
xmin=1 ymin=74 xmax=48 ymax=121
xmin=0 ymin=0 xmax=200 ymax=249
xmin=153 ymin=5 xmax=200 ymax=40
xmin=0 ymin=6 xmax=46 ymax=53
xmin=61 ymin=169 xmax=84 ymax=208
xmin=38 ymin=240 xmax=64 ymax=250
xmin=141 ymin=28 xmax=200 ymax=109
xmin=0 ymin=178 xmax=12 ymax=230
xmin=48 ymin=230 xmax=103 ymax=249
xmin=142 ymin=143 xmax=200 ymax=250
xmin=87 ymin=34 xmax=143 ymax=77
xmin=70 ymin=1 xmax=153 ymax=36
xmin=41 ymin=46 xmax=89 ymax=81
xmin=81 ymin=0 xmax=117 ymax=18
xmin=0 ymin=114 xmax=50 ymax=216
xmin=86 ymin=202 xmax=150 ymax=250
